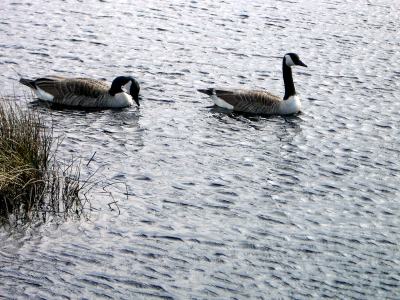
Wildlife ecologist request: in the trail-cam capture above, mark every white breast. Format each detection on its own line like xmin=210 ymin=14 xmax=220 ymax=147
xmin=279 ymin=95 xmax=301 ymax=115
xmin=109 ymin=92 xmax=134 ymax=108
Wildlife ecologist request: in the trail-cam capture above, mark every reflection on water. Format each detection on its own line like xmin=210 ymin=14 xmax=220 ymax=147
xmin=1 ymin=0 xmax=400 ymax=299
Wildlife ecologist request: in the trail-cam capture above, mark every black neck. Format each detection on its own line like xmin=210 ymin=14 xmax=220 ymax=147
xmin=109 ymin=83 xmax=123 ymax=96
xmin=282 ymin=63 xmax=296 ymax=100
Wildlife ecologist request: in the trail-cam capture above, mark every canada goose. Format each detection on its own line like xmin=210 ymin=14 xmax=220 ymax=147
xmin=198 ymin=53 xmax=307 ymax=115
xmin=20 ymin=76 xmax=140 ymax=108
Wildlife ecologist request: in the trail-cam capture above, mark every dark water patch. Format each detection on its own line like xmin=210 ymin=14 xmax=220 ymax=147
xmin=163 ymin=199 xmax=202 ymax=209
xmin=29 ymin=52 xmax=50 ymax=57
xmin=257 ymin=215 xmax=287 ymax=225
xmin=151 ymin=235 xmax=184 ymax=242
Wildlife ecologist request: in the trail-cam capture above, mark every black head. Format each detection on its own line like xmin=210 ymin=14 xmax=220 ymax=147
xmin=110 ymin=76 xmax=141 ymax=106
xmin=284 ymin=53 xmax=307 ymax=68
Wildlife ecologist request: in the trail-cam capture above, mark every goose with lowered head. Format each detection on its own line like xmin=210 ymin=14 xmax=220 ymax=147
xmin=20 ymin=75 xmax=140 ymax=108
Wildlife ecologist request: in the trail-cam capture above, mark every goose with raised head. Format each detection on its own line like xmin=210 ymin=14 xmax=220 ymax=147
xmin=198 ymin=53 xmax=307 ymax=115
xmin=20 ymin=75 xmax=140 ymax=108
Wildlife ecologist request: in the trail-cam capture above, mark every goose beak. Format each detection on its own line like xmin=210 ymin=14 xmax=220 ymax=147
xmin=297 ymin=60 xmax=307 ymax=68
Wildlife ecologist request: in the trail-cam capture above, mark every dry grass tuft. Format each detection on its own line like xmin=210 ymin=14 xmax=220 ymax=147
xmin=0 ymin=96 xmax=89 ymax=226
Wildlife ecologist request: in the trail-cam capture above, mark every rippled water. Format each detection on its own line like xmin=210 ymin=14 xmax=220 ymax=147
xmin=1 ymin=0 xmax=400 ymax=299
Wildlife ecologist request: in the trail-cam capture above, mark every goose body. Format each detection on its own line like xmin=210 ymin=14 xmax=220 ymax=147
xmin=20 ymin=76 xmax=140 ymax=108
xmin=198 ymin=53 xmax=307 ymax=115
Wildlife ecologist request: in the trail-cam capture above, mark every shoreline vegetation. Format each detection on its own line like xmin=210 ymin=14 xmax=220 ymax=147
xmin=0 ymin=95 xmax=91 ymax=227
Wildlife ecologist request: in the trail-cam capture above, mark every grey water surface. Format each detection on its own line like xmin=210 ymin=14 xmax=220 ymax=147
xmin=1 ymin=0 xmax=399 ymax=299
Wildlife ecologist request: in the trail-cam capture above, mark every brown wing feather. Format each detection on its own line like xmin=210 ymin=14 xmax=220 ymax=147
xmin=214 ymin=89 xmax=282 ymax=114
xmin=34 ymin=77 xmax=109 ymax=103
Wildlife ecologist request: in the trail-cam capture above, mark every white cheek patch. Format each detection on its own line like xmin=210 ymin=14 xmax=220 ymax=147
xmin=123 ymin=81 xmax=132 ymax=94
xmin=285 ymin=55 xmax=295 ymax=67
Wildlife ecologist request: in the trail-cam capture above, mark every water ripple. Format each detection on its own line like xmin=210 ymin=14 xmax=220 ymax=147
xmin=0 ymin=0 xmax=399 ymax=299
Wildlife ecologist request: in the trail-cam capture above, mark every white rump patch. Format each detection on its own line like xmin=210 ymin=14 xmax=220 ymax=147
xmin=211 ymin=94 xmax=234 ymax=110
xmin=35 ymin=86 xmax=54 ymax=101
xmin=285 ymin=54 xmax=295 ymax=67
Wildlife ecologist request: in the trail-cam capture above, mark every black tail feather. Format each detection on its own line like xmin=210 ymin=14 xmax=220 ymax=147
xmin=197 ymin=88 xmax=214 ymax=96
xmin=19 ymin=78 xmax=36 ymax=89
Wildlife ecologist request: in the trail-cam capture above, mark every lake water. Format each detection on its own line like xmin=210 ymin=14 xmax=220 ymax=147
xmin=1 ymin=0 xmax=399 ymax=299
